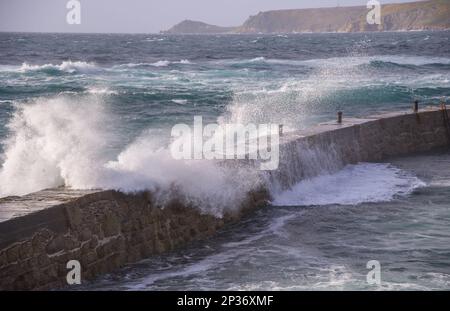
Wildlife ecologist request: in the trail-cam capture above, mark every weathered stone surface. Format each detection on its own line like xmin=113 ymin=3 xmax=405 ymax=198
xmin=0 ymin=251 xmax=7 ymax=267
xmin=81 ymin=251 xmax=98 ymax=267
xmin=6 ymin=244 xmax=20 ymax=262
xmin=19 ymin=241 xmax=33 ymax=260
xmin=46 ymin=236 xmax=65 ymax=254
xmin=65 ymin=205 xmax=83 ymax=228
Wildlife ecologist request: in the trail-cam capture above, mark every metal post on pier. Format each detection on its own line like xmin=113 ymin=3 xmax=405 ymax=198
xmin=413 ymin=100 xmax=419 ymax=113
xmin=337 ymin=111 xmax=343 ymax=124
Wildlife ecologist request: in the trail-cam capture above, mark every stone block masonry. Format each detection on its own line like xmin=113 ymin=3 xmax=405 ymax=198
xmin=0 ymin=106 xmax=449 ymax=290
xmin=0 ymin=189 xmax=268 ymax=290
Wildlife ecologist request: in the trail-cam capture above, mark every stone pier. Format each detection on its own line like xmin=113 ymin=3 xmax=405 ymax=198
xmin=0 ymin=106 xmax=449 ymax=290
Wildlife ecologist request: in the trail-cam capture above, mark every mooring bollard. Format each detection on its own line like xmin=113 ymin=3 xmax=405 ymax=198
xmin=337 ymin=111 xmax=343 ymax=124
xmin=413 ymin=100 xmax=419 ymax=113
xmin=278 ymin=124 xmax=283 ymax=136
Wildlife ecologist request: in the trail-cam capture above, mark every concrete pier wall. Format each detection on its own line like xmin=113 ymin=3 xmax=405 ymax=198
xmin=0 ymin=107 xmax=449 ymax=290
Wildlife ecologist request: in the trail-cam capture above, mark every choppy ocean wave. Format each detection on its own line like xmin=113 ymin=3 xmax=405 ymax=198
xmin=219 ymin=55 xmax=450 ymax=69
xmin=18 ymin=60 xmax=99 ymax=74
xmin=0 ymin=49 xmax=449 ymax=206
xmin=0 ymin=95 xmax=262 ymax=216
xmin=0 ymin=38 xmax=447 ymax=210
xmin=2 ymin=55 xmax=449 ymax=75
xmin=1 ymin=31 xmax=450 ymax=291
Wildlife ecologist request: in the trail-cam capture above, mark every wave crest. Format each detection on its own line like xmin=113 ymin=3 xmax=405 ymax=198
xmin=0 ymin=96 xmax=262 ymax=216
xmin=19 ymin=60 xmax=99 ymax=74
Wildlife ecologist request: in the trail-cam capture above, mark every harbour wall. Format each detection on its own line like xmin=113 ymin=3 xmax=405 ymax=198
xmin=0 ymin=106 xmax=449 ymax=290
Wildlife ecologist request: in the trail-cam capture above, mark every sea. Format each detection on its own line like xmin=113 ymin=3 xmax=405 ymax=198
xmin=0 ymin=31 xmax=449 ymax=290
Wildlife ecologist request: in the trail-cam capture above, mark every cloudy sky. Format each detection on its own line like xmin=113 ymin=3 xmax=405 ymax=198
xmin=0 ymin=0 xmax=418 ymax=33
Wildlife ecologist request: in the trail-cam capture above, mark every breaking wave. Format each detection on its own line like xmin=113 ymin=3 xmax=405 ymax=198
xmin=0 ymin=96 xmax=261 ymax=216
xmin=114 ymin=60 xmax=192 ymax=68
xmin=0 ymin=95 xmax=426 ymax=215
xmin=272 ymin=163 xmax=425 ymax=206
xmin=18 ymin=61 xmax=99 ymax=74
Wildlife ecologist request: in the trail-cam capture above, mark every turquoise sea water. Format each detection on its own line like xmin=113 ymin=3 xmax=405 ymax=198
xmin=0 ymin=31 xmax=449 ymax=290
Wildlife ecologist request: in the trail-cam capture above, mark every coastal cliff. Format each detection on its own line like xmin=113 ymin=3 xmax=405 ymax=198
xmin=164 ymin=0 xmax=450 ymax=34
xmin=162 ymin=20 xmax=235 ymax=34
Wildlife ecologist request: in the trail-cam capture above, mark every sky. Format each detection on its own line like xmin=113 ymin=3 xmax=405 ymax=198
xmin=0 ymin=0 xmax=420 ymax=33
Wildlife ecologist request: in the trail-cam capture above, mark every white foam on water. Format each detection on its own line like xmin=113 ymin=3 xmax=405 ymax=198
xmin=171 ymin=99 xmax=188 ymax=105
xmin=125 ymin=249 xmax=239 ymax=290
xmin=227 ymin=265 xmax=358 ymax=291
xmin=86 ymin=87 xmax=118 ymax=95
xmin=150 ymin=60 xmax=171 ymax=67
xmin=144 ymin=38 xmax=165 ymax=42
xmin=304 ymin=55 xmax=450 ymax=67
xmin=177 ymin=59 xmax=192 ymax=64
xmin=248 ymin=57 xmax=266 ymax=63
xmin=299 ymin=55 xmax=450 ymax=68
xmin=112 ymin=60 xmax=192 ymax=70
xmin=220 ymin=55 xmax=450 ymax=69
xmin=147 ymin=60 xmax=192 ymax=67
xmin=112 ymin=62 xmax=148 ymax=69
xmin=272 ymin=163 xmax=425 ymax=206
xmin=0 ymin=96 xmax=261 ymax=216
xmin=18 ymin=60 xmax=99 ymax=73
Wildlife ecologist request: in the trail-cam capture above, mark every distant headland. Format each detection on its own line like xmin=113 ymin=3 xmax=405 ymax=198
xmin=162 ymin=0 xmax=450 ymax=34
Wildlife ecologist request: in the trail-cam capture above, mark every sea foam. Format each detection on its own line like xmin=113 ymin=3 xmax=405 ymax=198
xmin=18 ymin=60 xmax=99 ymax=74
xmin=0 ymin=96 xmax=426 ymax=215
xmin=272 ymin=163 xmax=425 ymax=206
xmin=0 ymin=96 xmax=261 ymax=216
